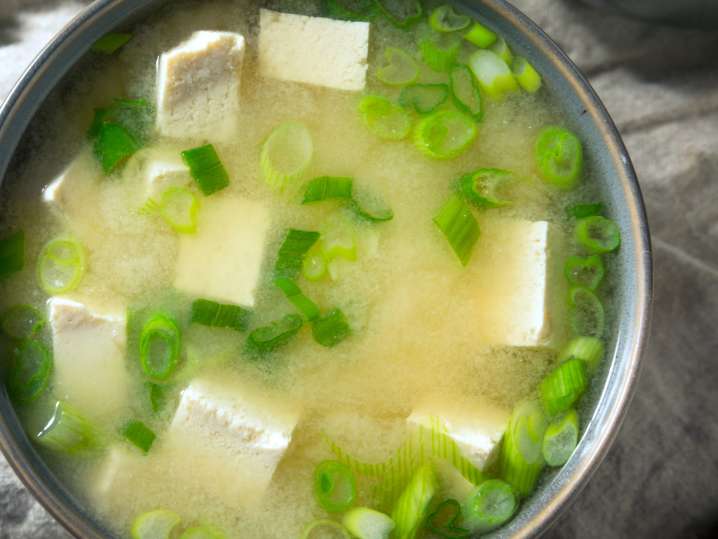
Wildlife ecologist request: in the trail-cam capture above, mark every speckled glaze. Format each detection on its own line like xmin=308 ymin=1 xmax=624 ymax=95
xmin=0 ymin=1 xmax=652 ymax=537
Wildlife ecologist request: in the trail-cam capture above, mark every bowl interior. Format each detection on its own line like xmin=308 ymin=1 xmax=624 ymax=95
xmin=0 ymin=1 xmax=651 ymax=537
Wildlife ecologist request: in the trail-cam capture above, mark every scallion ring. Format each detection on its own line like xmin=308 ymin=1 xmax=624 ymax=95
xmin=429 ymin=5 xmax=470 ymax=32
xmin=139 ymin=313 xmax=181 ymax=381
xmin=313 ymin=460 xmax=357 ymax=512
xmin=37 ymin=237 xmax=86 ymax=295
xmin=414 ymin=110 xmax=478 ymax=160
xmin=575 ymin=215 xmax=621 ymax=254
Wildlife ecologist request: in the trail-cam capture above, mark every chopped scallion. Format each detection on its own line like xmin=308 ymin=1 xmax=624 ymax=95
xmin=146 ymin=382 xmax=167 ymax=414
xmin=91 ymin=32 xmax=132 ymax=54
xmin=433 ymin=195 xmax=480 ymax=266
xmin=512 ymin=56 xmax=542 ymax=93
xmin=7 ymin=339 xmax=52 ymax=404
xmin=130 ymin=509 xmax=181 ymax=539
xmin=375 ymin=0 xmax=423 ymax=29
xmin=429 ymin=5 xmax=470 ymax=32
xmin=449 ymin=64 xmax=482 ymax=121
xmin=535 ymin=126 xmax=583 ymax=190
xmin=94 ymin=122 xmax=140 ymax=174
xmin=139 ymin=313 xmax=181 ymax=382
xmin=274 ymin=229 xmax=321 ymax=279
xmin=399 ymin=84 xmax=449 ymax=115
xmin=489 ymin=36 xmax=513 ymax=65
xmin=414 ymin=110 xmax=478 ymax=160
xmin=542 ymin=409 xmax=579 ymax=467
xmin=463 ymin=480 xmax=517 ymax=533
xmin=312 ymin=308 xmax=350 ymax=348
xmin=419 ymin=32 xmax=462 ymax=73
xmin=391 ymin=464 xmax=437 ymax=539
xmin=303 ymin=176 xmax=354 ymax=204
xmin=0 ymin=231 xmax=24 ymax=279
xmin=191 ymin=299 xmax=250 ymax=331
xmin=313 ymin=460 xmax=357 ymax=512
xmin=261 ymin=122 xmax=314 ymax=191
xmin=352 ymin=190 xmax=394 ymax=222
xmin=301 ymin=519 xmax=351 ymax=539
xmin=575 ymin=215 xmax=621 ymax=254
xmin=36 ymin=236 xmax=86 ymax=295
xmin=322 ymin=0 xmax=377 ymax=21
xmin=558 ymin=336 xmax=605 ymax=374
xmin=540 ymin=358 xmax=588 ymax=416
xmin=1 ymin=304 xmax=45 ymax=340
xmin=564 ymin=254 xmax=605 ymax=290
xmin=457 ymin=168 xmax=512 ymax=208
xmin=181 ymin=144 xmax=229 ymax=196
xmin=567 ymin=202 xmax=604 ymax=219
xmin=359 ymin=96 xmax=412 ymax=141
xmin=468 ymin=49 xmax=518 ymax=100
xmin=246 ymin=314 xmax=303 ymax=355
xmin=463 ymin=22 xmax=497 ymax=48
xmin=121 ymin=419 xmax=156 ymax=454
xmin=426 ymin=499 xmax=469 ymax=538
xmin=146 ymin=186 xmax=199 ymax=233
xmin=36 ymin=400 xmax=99 ymax=454
xmin=343 ymin=507 xmax=395 ymax=539
xmin=499 ymin=400 xmax=547 ymax=497
xmin=303 ymin=251 xmax=327 ymax=282
xmin=376 ymin=48 xmax=420 ymax=86
xmin=275 ymin=277 xmax=321 ymax=321
xmin=568 ymin=286 xmax=605 ymax=338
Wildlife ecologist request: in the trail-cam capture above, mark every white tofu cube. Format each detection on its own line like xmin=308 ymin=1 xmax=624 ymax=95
xmin=140 ymin=148 xmax=191 ymax=200
xmin=408 ymin=399 xmax=509 ymax=471
xmin=156 ymin=31 xmax=245 ymax=140
xmin=174 ymin=196 xmax=270 ymax=307
xmin=167 ymin=377 xmax=300 ymax=505
xmin=473 ymin=218 xmax=554 ymax=347
xmin=48 ymin=297 xmax=129 ymax=419
xmin=258 ymin=9 xmax=370 ymax=91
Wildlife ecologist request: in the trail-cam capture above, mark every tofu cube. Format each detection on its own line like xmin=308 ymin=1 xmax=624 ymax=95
xmin=48 ymin=297 xmax=129 ymax=418
xmin=174 ymin=196 xmax=270 ymax=307
xmin=156 ymin=31 xmax=245 ymax=140
xmin=258 ymin=9 xmax=370 ymax=91
xmin=408 ymin=399 xmax=509 ymax=471
xmin=472 ymin=218 xmax=555 ymax=347
xmin=167 ymin=377 xmax=300 ymax=505
xmin=140 ymin=148 xmax=191 ymax=200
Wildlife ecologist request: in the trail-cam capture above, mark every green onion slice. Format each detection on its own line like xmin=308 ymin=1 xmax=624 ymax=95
xmin=558 ymin=336 xmax=605 ymax=374
xmin=261 ymin=122 xmax=313 ymax=191
xmin=275 ymin=277 xmax=321 ymax=322
xmin=468 ymin=49 xmax=518 ymax=100
xmin=414 ymin=110 xmax=477 ymax=160
xmin=36 ymin=400 xmax=98 ymax=454
xmin=434 ymin=195 xmax=480 ymax=266
xmin=181 ymin=144 xmax=229 ymax=196
xmin=463 ymin=22 xmax=497 ymax=48
xmin=94 ymin=122 xmax=140 ymax=174
xmin=375 ymin=0 xmax=423 ymax=29
xmin=37 ymin=236 xmax=86 ymax=295
xmin=0 ymin=230 xmax=24 ymax=279
xmin=542 ymin=409 xmax=579 ymax=467
xmin=540 ymin=358 xmax=588 ymax=417
xmin=426 ymin=499 xmax=469 ymax=538
xmin=391 ymin=464 xmax=437 ymax=539
xmin=246 ymin=314 xmax=303 ymax=355
xmin=139 ymin=313 xmax=181 ymax=382
xmin=179 ymin=526 xmax=226 ymax=539
xmin=568 ymin=286 xmax=605 ymax=338
xmin=449 ymin=65 xmax=482 ymax=121
xmin=191 ymin=299 xmax=250 ymax=331
xmin=131 ymin=509 xmax=181 ymax=539
xmin=7 ymin=339 xmax=52 ymax=404
xmin=535 ymin=126 xmax=583 ymax=190
xmin=399 ymin=84 xmax=449 ymax=115
xmin=91 ymin=32 xmax=132 ymax=54
xmin=359 ymin=96 xmax=412 ymax=141
xmin=575 ymin=216 xmax=621 ymax=254
xmin=314 ymin=460 xmax=357 ymax=512
xmin=303 ymin=176 xmax=354 ymax=204
xmin=343 ymin=507 xmax=395 ymax=539
xmin=499 ymin=400 xmax=547 ymax=497
xmin=564 ymin=254 xmax=605 ymax=290
xmin=457 ymin=168 xmax=512 ymax=208
xmin=302 ymin=251 xmax=327 ymax=282
xmin=463 ymin=480 xmax=517 ymax=533
xmin=87 ymin=98 xmax=150 ymax=142
xmin=312 ymin=308 xmax=351 ymax=348
xmin=146 ymin=382 xmax=167 ymax=414
xmin=512 ymin=56 xmax=542 ymax=93
xmin=352 ymin=190 xmax=394 ymax=222
xmin=322 ymin=0 xmax=377 ymax=21
xmin=121 ymin=419 xmax=156 ymax=454
xmin=489 ymin=36 xmax=513 ymax=65
xmin=275 ymin=229 xmax=321 ymax=279
xmin=146 ymin=186 xmax=199 ymax=233
xmin=376 ymin=48 xmax=420 ymax=86
xmin=567 ymin=202 xmax=604 ymax=219
xmin=1 ymin=305 xmax=45 ymax=340
xmin=429 ymin=5 xmax=470 ymax=32
xmin=418 ymin=32 xmax=462 ymax=73
xmin=302 ymin=519 xmax=351 ymax=539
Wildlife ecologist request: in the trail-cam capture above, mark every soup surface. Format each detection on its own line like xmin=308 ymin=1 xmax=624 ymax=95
xmin=0 ymin=1 xmax=617 ymax=538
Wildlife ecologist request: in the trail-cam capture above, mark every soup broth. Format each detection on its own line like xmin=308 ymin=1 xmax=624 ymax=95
xmin=0 ymin=1 xmax=617 ymax=537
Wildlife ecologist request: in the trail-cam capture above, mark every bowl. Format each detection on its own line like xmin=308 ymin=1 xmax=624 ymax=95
xmin=0 ymin=1 xmax=652 ymax=537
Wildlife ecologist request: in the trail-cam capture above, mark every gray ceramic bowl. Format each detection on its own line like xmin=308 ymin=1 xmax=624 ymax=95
xmin=0 ymin=1 xmax=652 ymax=537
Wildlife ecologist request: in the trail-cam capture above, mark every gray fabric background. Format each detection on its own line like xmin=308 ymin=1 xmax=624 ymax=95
xmin=1 ymin=1 xmax=716 ymax=538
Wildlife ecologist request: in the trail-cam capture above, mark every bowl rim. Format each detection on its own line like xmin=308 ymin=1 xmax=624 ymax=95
xmin=0 ymin=1 xmax=652 ymax=538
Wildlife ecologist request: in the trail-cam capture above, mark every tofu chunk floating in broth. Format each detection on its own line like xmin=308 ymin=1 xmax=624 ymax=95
xmin=0 ymin=1 xmax=620 ymax=537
